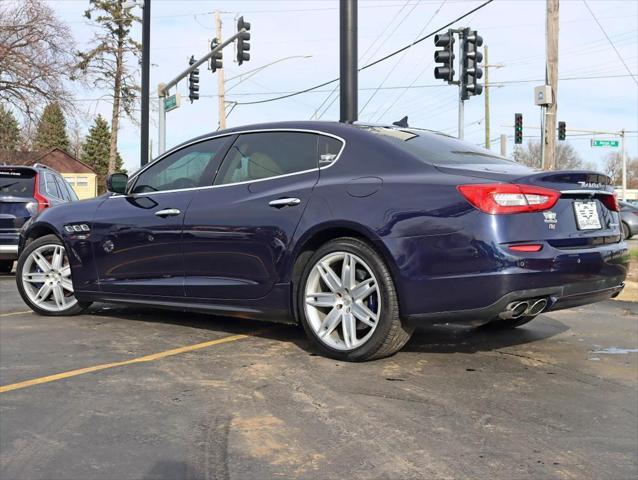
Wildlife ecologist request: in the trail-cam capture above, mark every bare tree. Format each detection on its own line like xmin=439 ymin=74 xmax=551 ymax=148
xmin=0 ymin=0 xmax=76 ymax=121
xmin=513 ymin=140 xmax=583 ymax=170
xmin=77 ymin=0 xmax=140 ymax=175
xmin=604 ymin=152 xmax=638 ymax=188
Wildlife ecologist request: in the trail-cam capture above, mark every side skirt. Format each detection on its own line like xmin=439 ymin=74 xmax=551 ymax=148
xmin=74 ymin=283 xmax=295 ymax=324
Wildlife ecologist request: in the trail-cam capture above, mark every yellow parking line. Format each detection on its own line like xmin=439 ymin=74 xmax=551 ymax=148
xmin=0 ymin=333 xmax=250 ymax=394
xmin=0 ymin=310 xmax=32 ymax=317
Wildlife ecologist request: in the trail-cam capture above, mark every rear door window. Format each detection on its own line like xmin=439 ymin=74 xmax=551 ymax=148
xmin=44 ymin=172 xmax=62 ymax=198
xmin=214 ymin=131 xmax=321 ymax=185
xmin=0 ymin=168 xmax=35 ymax=197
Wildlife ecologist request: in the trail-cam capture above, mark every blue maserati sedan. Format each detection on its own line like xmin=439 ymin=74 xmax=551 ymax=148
xmin=15 ymin=121 xmax=629 ymax=361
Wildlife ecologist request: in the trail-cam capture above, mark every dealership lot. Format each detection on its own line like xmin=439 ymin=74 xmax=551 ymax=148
xmin=1 ymin=257 xmax=637 ymax=480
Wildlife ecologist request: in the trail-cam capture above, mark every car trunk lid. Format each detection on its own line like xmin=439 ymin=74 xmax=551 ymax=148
xmin=439 ymin=164 xmax=620 ymax=248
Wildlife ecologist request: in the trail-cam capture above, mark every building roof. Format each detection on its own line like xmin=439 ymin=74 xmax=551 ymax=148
xmin=0 ymin=148 xmax=97 ymax=174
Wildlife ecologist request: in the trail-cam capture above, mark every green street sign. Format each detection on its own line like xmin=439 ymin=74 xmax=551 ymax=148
xmin=164 ymin=93 xmax=180 ymax=113
xmin=591 ymin=139 xmax=619 ymax=148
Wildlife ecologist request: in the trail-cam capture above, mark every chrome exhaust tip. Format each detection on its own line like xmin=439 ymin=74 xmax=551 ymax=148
xmin=499 ymin=301 xmax=530 ymax=320
xmin=527 ymin=298 xmax=548 ymax=316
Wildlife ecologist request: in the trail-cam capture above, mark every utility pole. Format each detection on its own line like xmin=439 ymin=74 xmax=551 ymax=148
xmin=340 ymin=0 xmax=357 ymax=123
xmin=543 ymin=0 xmax=559 ymax=170
xmin=500 ymin=134 xmax=507 ymax=156
xmin=621 ymin=128 xmax=627 ymax=200
xmin=215 ymin=11 xmax=226 ymax=130
xmin=140 ymin=0 xmax=151 ymax=167
xmin=484 ymin=45 xmax=490 ymax=148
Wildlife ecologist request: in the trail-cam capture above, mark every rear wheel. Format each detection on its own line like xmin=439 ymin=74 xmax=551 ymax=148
xmin=622 ymin=222 xmax=631 ymax=240
xmin=297 ymin=237 xmax=413 ymax=361
xmin=16 ymin=234 xmax=91 ymax=316
xmin=0 ymin=260 xmax=13 ymax=274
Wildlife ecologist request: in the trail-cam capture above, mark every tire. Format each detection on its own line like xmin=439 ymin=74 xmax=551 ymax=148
xmin=481 ymin=315 xmax=537 ymax=330
xmin=16 ymin=234 xmax=91 ymax=316
xmin=296 ymin=237 xmax=413 ymax=361
xmin=621 ymin=222 xmax=631 ymax=240
xmin=0 ymin=260 xmax=13 ymax=274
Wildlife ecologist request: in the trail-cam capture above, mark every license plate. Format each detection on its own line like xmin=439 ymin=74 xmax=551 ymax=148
xmin=573 ymin=201 xmax=601 ymax=230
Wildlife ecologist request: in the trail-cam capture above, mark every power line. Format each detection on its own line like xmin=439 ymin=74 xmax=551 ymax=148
xmin=67 ymin=73 xmax=635 ymax=103
xmin=312 ymin=0 xmax=414 ymax=120
xmin=358 ymin=0 xmax=436 ymax=116
xmin=233 ymin=0 xmax=495 ymax=106
xmin=582 ymin=0 xmax=638 ymax=86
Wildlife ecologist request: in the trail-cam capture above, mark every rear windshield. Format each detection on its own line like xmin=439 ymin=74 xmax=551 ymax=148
xmin=0 ymin=169 xmax=35 ymax=197
xmin=359 ymin=126 xmax=517 ymax=166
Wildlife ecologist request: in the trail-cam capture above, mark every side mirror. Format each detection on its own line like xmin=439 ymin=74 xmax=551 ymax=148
xmin=106 ymin=173 xmax=128 ymax=194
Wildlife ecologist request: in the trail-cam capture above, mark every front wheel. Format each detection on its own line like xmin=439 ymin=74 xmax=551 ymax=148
xmin=297 ymin=237 xmax=413 ymax=361
xmin=16 ymin=234 xmax=91 ymax=316
xmin=622 ymin=222 xmax=631 ymax=240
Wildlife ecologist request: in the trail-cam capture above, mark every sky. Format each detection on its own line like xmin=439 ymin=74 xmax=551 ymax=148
xmin=41 ymin=0 xmax=638 ymax=174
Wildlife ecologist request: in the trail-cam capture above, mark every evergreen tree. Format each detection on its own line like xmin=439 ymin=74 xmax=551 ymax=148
xmin=81 ymin=115 xmax=125 ymax=194
xmin=0 ymin=105 xmax=21 ymax=151
xmin=33 ymin=102 xmax=70 ymax=151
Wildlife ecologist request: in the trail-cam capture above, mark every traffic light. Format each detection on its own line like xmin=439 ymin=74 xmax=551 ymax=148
xmin=461 ymin=29 xmax=483 ymax=100
xmin=210 ymin=39 xmax=222 ymax=73
xmin=433 ymin=30 xmax=455 ymax=83
xmin=514 ymin=113 xmax=523 ymax=144
xmin=236 ymin=16 xmax=251 ymax=65
xmin=188 ymin=55 xmax=199 ymax=103
xmin=558 ymin=121 xmax=566 ymax=141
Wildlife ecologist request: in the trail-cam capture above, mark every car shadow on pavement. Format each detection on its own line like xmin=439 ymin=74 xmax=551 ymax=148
xmin=84 ymin=304 xmax=569 ymax=357
xmin=404 ymin=317 xmax=569 ymax=354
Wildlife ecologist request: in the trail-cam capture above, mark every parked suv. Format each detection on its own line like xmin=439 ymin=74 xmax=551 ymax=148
xmin=0 ymin=164 xmax=78 ymax=273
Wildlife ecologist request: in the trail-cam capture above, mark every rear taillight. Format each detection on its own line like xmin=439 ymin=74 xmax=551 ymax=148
xmin=457 ymin=184 xmax=560 ymax=214
xmin=33 ymin=174 xmax=50 ymax=212
xmin=600 ymin=193 xmax=619 ymax=212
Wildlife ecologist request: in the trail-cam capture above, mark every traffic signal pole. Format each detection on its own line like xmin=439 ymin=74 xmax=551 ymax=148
xmin=215 ymin=11 xmax=226 ymax=130
xmin=156 ymin=28 xmax=246 ymax=155
xmin=457 ymin=30 xmax=465 ymax=139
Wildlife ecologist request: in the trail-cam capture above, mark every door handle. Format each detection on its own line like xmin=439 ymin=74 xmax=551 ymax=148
xmin=154 ymin=208 xmax=181 ymax=217
xmin=268 ymin=197 xmax=301 ymax=208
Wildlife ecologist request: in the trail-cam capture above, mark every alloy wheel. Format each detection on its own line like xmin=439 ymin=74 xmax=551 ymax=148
xmin=21 ymin=244 xmax=77 ymax=313
xmin=304 ymin=251 xmax=381 ymax=351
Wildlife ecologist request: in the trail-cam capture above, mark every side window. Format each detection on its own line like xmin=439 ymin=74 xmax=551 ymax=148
xmin=132 ymin=137 xmax=228 ymax=194
xmin=54 ymin=176 xmax=70 ymax=201
xmin=214 ymin=132 xmax=319 ymax=186
xmin=318 ymin=135 xmax=343 ymax=167
xmin=44 ymin=172 xmax=62 ymax=198
xmin=62 ymin=178 xmax=79 ymax=201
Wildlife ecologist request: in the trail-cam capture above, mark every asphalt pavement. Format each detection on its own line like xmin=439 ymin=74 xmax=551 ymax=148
xmin=1 ymin=262 xmax=637 ymax=479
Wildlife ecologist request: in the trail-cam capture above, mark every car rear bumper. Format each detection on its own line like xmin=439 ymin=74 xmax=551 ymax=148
xmin=403 ymin=283 xmax=625 ymax=327
xmin=384 ymin=234 xmax=630 ymax=324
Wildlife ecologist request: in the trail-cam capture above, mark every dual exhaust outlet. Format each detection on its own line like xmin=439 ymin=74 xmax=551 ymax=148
xmin=499 ymin=298 xmax=548 ymax=320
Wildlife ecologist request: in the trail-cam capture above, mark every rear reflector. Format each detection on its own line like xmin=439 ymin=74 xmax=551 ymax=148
xmin=509 ymin=244 xmax=543 ymax=252
xmin=600 ymin=192 xmax=619 ymax=212
xmin=458 ymin=184 xmax=560 ymax=214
